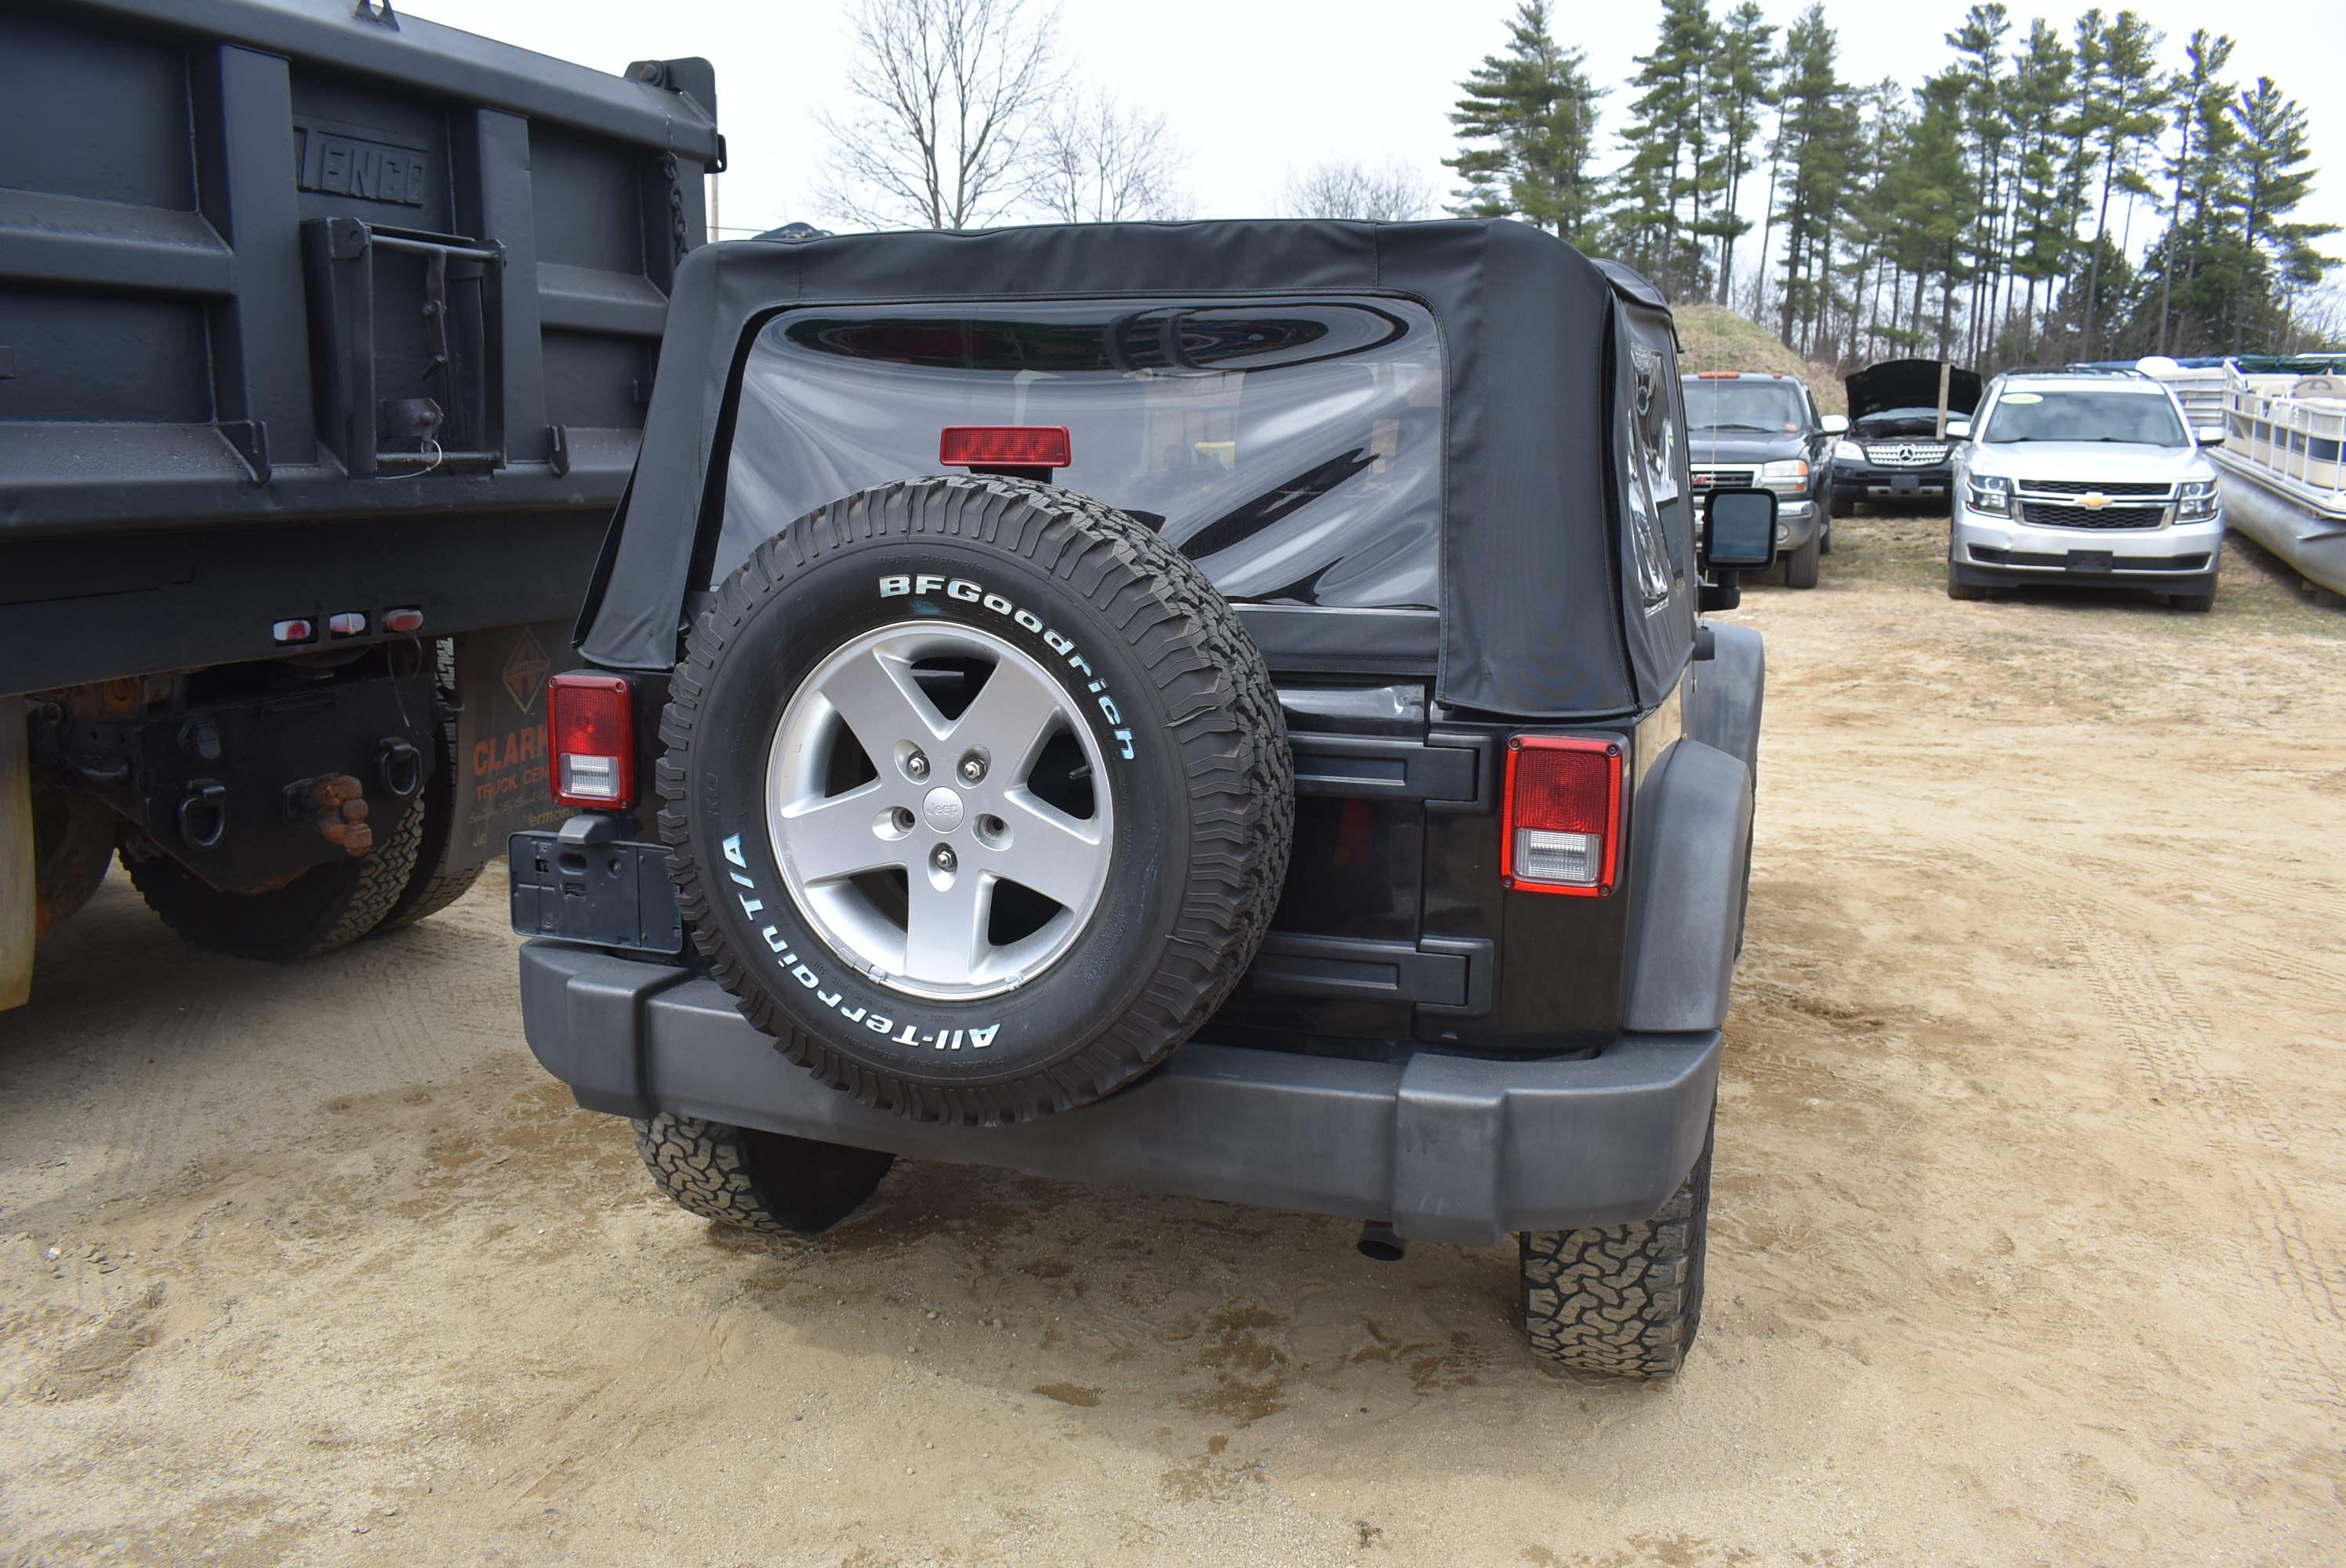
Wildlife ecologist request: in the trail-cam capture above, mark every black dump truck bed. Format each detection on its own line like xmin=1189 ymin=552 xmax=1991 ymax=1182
xmin=1 ymin=0 xmax=717 ymax=1007
xmin=1 ymin=0 xmax=719 ymax=693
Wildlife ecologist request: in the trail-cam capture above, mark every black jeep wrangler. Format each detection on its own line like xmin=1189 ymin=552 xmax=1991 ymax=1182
xmin=513 ymin=220 xmax=1776 ymax=1378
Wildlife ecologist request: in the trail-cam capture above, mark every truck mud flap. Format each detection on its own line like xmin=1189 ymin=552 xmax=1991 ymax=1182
xmin=450 ymin=622 xmax=572 ymax=871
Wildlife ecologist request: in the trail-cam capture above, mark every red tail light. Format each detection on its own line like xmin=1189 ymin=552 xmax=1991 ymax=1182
xmin=549 ymin=672 xmax=635 ymax=808
xmin=939 ymin=425 xmax=1072 ymax=470
xmin=1500 ymin=735 xmax=1622 ymax=897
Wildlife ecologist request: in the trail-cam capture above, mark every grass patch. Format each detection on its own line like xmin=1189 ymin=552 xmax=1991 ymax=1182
xmin=1674 ymin=303 xmax=1846 ymax=413
xmin=1811 ymin=507 xmax=2346 ymax=637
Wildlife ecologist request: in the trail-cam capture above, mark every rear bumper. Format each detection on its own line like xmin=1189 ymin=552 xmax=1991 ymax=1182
xmin=519 ymin=941 xmax=1721 ymax=1246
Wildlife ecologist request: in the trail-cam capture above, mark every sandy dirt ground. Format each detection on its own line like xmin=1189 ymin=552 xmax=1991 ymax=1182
xmin=4 ymin=517 xmax=2344 ymax=1568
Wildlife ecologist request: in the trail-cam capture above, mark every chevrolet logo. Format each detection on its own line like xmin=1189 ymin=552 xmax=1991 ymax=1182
xmin=2080 ymin=492 xmax=2111 ymax=510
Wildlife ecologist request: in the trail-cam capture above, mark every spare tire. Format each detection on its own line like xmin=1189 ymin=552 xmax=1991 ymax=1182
xmin=659 ymin=476 xmax=1292 ymax=1126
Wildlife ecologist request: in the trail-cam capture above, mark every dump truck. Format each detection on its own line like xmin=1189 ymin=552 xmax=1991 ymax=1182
xmin=0 ymin=0 xmax=719 ymax=1004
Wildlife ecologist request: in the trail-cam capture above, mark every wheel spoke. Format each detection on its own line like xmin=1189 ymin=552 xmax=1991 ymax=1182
xmin=821 ymin=646 xmax=946 ymax=757
xmin=778 ymin=782 xmax=902 ymax=883
xmin=997 ymin=790 xmax=1106 ymax=909
xmin=902 ymin=868 xmax=993 ymax=985
xmin=949 ymin=660 xmax=1066 ymax=778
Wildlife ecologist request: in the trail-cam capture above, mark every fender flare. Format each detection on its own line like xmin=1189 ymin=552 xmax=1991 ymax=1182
xmin=1621 ymin=738 xmax=1754 ymax=1033
xmin=1684 ymin=620 xmax=1764 ymax=782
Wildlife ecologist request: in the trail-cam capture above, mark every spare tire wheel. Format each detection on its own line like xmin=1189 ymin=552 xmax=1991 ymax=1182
xmin=659 ymin=476 xmax=1293 ymax=1125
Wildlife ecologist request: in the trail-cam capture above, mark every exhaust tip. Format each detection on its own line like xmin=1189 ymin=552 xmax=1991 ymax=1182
xmin=1356 ymin=1221 xmax=1406 ymax=1263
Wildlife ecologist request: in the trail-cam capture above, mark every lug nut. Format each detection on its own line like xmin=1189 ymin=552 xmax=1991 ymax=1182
xmin=932 ymin=845 xmax=957 ymax=873
xmin=960 ymin=753 xmax=986 ymax=783
xmin=905 ymin=750 xmax=929 ymax=780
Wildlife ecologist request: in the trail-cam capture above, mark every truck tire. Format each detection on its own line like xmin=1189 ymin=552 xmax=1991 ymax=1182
xmin=32 ymin=786 xmax=116 ymax=938
xmin=1783 ymin=533 xmax=1821 ymax=589
xmin=1945 ymin=562 xmax=1988 ymax=601
xmin=634 ymin=1112 xmax=894 ymax=1236
xmin=1520 ymin=1114 xmax=1712 ymax=1379
xmin=660 ymin=475 xmax=1292 ymax=1126
xmin=376 ymin=639 xmax=485 ymax=935
xmin=124 ymin=793 xmax=425 ymax=962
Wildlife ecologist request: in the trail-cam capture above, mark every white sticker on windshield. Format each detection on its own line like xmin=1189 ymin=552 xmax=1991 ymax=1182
xmin=2001 ymin=392 xmax=2043 ymax=405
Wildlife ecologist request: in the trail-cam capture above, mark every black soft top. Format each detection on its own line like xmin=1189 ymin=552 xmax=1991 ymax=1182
xmin=580 ymin=219 xmax=1693 ymax=720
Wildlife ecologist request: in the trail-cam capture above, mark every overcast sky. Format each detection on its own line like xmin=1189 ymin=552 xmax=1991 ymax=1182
xmin=410 ymin=0 xmax=2342 ymax=263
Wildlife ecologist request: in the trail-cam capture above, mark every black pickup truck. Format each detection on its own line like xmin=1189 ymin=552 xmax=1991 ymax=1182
xmin=0 ymin=0 xmax=717 ymax=1004
xmin=512 ymin=220 xmax=1776 ymax=1377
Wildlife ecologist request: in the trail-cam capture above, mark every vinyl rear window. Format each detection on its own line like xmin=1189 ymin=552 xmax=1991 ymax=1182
xmin=709 ymin=296 xmax=1445 ymax=611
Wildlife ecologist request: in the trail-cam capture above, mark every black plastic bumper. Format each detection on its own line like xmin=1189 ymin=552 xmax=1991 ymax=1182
xmin=518 ymin=942 xmax=1720 ymax=1246
xmin=1833 ymin=467 xmax=1951 ymax=500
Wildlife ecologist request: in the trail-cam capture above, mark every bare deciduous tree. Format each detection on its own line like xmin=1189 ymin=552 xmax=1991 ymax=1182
xmin=1035 ymin=89 xmax=1188 ymax=223
xmin=1280 ymin=160 xmax=1436 ymax=222
xmin=818 ymin=0 xmax=1062 ymax=230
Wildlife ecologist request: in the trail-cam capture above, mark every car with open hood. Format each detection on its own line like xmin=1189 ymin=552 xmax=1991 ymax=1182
xmin=1683 ymin=370 xmax=1841 ymax=588
xmin=1948 ymin=367 xmax=2225 ymax=609
xmin=1830 ymin=359 xmax=1984 ymax=516
xmin=510 ymin=219 xmax=1780 ymax=1378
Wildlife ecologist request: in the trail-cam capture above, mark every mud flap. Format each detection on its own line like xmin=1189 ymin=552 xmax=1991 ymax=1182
xmin=2 ymin=699 xmax=32 ymax=1011
xmin=448 ymin=622 xmax=573 ymax=872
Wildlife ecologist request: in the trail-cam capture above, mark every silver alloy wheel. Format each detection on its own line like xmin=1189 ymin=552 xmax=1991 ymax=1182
xmin=765 ymin=621 xmax=1115 ymax=1000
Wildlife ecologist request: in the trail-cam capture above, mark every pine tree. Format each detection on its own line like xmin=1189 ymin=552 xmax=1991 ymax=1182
xmin=2147 ymin=31 xmax=2238 ymax=353
xmin=1611 ymin=0 xmax=1720 ymax=296
xmin=2002 ymin=20 xmax=2075 ymax=361
xmin=1768 ymin=5 xmax=1851 ymax=352
xmin=1887 ymin=74 xmax=1977 ymax=358
xmin=1700 ymin=1 xmax=1777 ymax=306
xmin=2074 ymin=10 xmax=2169 ymax=357
xmin=2228 ymin=77 xmax=2338 ymax=350
xmin=1445 ymin=2 xmax=1605 ymax=247
xmin=1944 ymin=5 xmax=2013 ymax=363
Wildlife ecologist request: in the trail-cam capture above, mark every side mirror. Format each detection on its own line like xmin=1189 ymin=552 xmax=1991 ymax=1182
xmin=1820 ymin=413 xmax=1849 ymax=435
xmin=2195 ymin=426 xmax=2226 ymax=447
xmin=1946 ymin=419 xmax=1973 ymax=440
xmin=1701 ymin=487 xmax=1778 ymax=573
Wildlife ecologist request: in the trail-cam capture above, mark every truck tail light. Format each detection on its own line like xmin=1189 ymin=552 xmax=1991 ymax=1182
xmin=549 ymin=672 xmax=635 ymax=808
xmin=939 ymin=426 xmax=1072 ymax=470
xmin=1501 ymin=736 xmax=1622 ymax=897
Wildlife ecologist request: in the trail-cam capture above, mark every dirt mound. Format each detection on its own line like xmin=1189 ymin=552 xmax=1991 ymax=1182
xmin=1674 ymin=302 xmax=1846 ymax=413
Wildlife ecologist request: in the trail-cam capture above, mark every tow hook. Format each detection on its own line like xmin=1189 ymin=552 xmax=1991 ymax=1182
xmin=1356 ymin=1221 xmax=1407 ymax=1263
xmin=176 ymin=780 xmax=229 ymax=850
xmin=374 ymin=737 xmax=423 ymax=800
xmin=287 ymin=774 xmax=374 ymax=856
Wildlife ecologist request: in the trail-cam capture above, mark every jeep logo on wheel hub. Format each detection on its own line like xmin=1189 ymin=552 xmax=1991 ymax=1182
xmin=921 ymin=787 xmax=965 ymax=833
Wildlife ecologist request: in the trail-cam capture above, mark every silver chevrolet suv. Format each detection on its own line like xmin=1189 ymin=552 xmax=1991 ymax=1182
xmin=1948 ymin=368 xmax=2226 ymax=611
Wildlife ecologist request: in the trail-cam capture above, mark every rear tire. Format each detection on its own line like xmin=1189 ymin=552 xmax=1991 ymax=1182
xmin=634 ymin=1112 xmax=894 ymax=1236
xmin=376 ymin=639 xmax=485 ymax=935
xmin=1521 ymin=1114 xmax=1712 ymax=1379
xmin=1783 ymin=534 xmax=1821 ymax=590
xmin=125 ymin=794 xmax=424 ymax=961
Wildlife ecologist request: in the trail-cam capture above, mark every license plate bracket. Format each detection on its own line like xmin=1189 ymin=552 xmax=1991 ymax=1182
xmin=509 ymin=831 xmax=685 ymax=954
xmin=2067 ymin=550 xmax=2115 ymax=572
xmin=1891 ymin=473 xmax=1921 ymax=492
